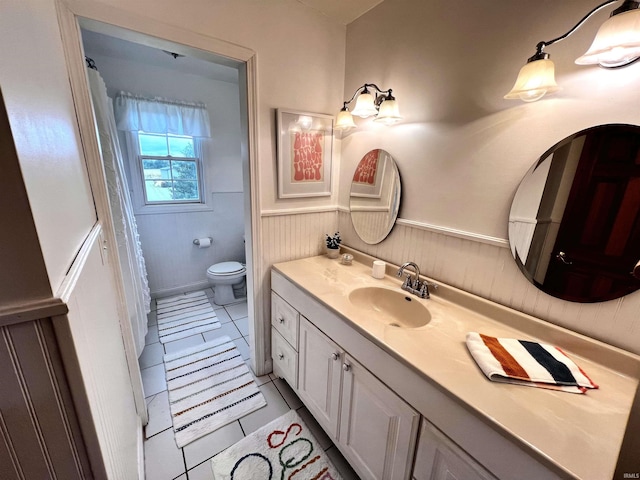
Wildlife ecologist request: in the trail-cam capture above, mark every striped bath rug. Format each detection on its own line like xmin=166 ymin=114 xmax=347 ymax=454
xmin=211 ymin=409 xmax=343 ymax=480
xmin=164 ymin=336 xmax=267 ymax=447
xmin=156 ymin=290 xmax=220 ymax=343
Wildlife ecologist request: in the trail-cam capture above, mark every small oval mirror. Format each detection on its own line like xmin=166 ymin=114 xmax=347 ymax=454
xmin=509 ymin=124 xmax=640 ymax=302
xmin=350 ymin=149 xmax=401 ymax=244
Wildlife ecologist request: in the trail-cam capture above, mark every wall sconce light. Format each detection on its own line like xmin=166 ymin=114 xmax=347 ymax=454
xmin=505 ymin=0 xmax=640 ymax=102
xmin=335 ymin=83 xmax=402 ymax=131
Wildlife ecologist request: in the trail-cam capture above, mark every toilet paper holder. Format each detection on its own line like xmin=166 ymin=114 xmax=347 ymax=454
xmin=193 ymin=237 xmax=213 ymax=246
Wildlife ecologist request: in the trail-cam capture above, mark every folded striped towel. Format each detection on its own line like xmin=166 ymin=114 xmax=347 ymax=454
xmin=466 ymin=332 xmax=598 ymax=394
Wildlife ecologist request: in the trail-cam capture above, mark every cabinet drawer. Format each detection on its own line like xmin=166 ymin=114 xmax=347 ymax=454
xmin=271 ymin=292 xmax=299 ymax=349
xmin=272 ymin=328 xmax=298 ymax=389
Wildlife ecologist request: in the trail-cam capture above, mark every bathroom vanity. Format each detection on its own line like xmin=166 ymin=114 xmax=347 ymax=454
xmin=270 ymin=250 xmax=640 ymax=480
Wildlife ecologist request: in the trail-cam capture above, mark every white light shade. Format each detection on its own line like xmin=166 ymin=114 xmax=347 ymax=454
xmin=351 ymin=92 xmax=378 ymax=118
xmin=576 ymin=9 xmax=640 ymax=67
xmin=335 ymin=109 xmax=357 ymax=130
xmin=373 ymin=99 xmax=402 ymax=125
xmin=504 ymin=58 xmax=560 ymax=102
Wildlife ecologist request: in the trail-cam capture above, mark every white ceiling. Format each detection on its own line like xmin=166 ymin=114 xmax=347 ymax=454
xmin=81 ymin=29 xmax=240 ymax=84
xmin=297 ymin=0 xmax=384 ymax=25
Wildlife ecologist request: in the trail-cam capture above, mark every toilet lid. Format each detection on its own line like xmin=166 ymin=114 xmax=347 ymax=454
xmin=208 ymin=261 xmax=245 ymax=276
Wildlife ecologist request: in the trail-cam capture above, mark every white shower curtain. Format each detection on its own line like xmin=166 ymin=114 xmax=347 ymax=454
xmin=87 ymin=67 xmax=151 ymax=357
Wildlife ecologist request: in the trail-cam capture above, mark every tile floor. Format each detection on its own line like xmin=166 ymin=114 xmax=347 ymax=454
xmin=140 ymin=288 xmax=359 ymax=479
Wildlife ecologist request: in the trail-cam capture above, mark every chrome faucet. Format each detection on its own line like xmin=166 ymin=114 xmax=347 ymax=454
xmin=396 ymin=261 xmax=437 ymax=299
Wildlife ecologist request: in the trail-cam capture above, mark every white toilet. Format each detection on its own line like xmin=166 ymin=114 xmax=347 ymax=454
xmin=206 ymin=261 xmax=247 ymax=305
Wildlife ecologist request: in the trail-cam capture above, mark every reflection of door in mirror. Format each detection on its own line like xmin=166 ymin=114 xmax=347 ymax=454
xmin=510 ymin=125 xmax=640 ymax=302
xmin=350 ymin=149 xmax=401 ymax=245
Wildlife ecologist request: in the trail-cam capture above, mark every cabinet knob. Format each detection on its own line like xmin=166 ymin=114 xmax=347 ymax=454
xmin=342 ymin=363 xmax=351 ymax=372
xmin=331 ymin=352 xmax=339 ymax=361
xmin=278 ymin=316 xmax=285 ymax=324
xmin=278 ymin=353 xmax=284 ymax=360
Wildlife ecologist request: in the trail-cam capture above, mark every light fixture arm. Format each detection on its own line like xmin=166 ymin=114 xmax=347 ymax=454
xmin=530 ymin=0 xmax=629 ymax=61
xmin=343 ymin=83 xmax=394 ymax=109
xmin=507 ymin=0 xmax=640 ymax=101
xmin=336 ymin=82 xmax=402 ymax=129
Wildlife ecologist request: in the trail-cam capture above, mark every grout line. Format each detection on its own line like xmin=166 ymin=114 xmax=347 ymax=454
xmin=144 ymin=425 xmax=172 ymax=440
xmin=186 ymin=445 xmax=226 ymax=477
xmin=271 ymin=378 xmax=295 ymax=410
xmin=140 ymin=359 xmax=164 ymax=369
xmin=180 ymin=442 xmax=188 ymax=479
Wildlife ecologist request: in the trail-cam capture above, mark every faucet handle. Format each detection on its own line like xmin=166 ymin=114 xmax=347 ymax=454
xmin=417 ymin=281 xmax=438 ymax=299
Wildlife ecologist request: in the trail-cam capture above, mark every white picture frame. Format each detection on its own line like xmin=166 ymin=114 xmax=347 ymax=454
xmin=276 ymin=109 xmax=334 ymax=198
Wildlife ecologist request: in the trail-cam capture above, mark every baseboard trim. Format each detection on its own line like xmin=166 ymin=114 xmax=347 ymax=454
xmin=151 ymin=280 xmax=211 ymax=299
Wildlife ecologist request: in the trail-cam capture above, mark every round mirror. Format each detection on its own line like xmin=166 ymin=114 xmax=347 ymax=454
xmin=350 ymin=149 xmax=401 ymax=244
xmin=509 ymin=124 xmax=640 ymax=303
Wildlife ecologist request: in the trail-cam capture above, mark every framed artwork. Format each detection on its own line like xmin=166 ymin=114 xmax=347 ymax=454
xmin=350 ymin=148 xmax=388 ymax=198
xmin=277 ymin=109 xmax=334 ymax=198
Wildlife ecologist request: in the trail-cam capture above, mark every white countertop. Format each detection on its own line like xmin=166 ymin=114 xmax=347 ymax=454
xmin=273 ymin=252 xmax=640 ymax=480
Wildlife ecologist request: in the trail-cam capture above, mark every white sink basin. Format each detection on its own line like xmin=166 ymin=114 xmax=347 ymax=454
xmin=348 ymin=286 xmax=431 ymax=328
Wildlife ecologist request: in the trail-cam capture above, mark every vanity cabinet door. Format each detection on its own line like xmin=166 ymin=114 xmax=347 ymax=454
xmin=339 ymin=355 xmax=420 ymax=480
xmin=412 ymin=420 xmax=497 ymax=480
xmin=298 ymin=316 xmax=343 ymax=439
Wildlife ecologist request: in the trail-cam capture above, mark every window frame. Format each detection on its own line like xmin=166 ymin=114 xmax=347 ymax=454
xmin=128 ymin=131 xmax=212 ymax=215
xmin=139 ymin=154 xmax=203 ymax=206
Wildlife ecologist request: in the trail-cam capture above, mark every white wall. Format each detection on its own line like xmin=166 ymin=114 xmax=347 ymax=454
xmin=1 ymin=0 xmax=97 ymax=292
xmin=1 ymin=2 xmax=144 ymax=475
xmin=84 ymin=0 xmax=347 ymax=213
xmin=340 ymin=0 xmax=640 ymax=354
xmin=83 ymin=47 xmax=246 ymax=295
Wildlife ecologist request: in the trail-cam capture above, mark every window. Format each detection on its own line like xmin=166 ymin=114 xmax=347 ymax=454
xmin=138 ymin=132 xmax=203 ymax=204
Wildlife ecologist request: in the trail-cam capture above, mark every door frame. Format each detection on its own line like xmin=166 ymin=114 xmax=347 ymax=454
xmin=55 ymin=0 xmax=266 ymax=422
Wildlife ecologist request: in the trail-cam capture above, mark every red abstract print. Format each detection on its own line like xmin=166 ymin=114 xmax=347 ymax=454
xmin=292 ymin=131 xmax=324 ymax=182
xmin=353 ymin=149 xmax=380 ymax=185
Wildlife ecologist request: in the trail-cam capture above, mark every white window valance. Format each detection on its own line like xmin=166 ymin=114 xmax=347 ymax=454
xmin=114 ymin=92 xmax=211 ymax=137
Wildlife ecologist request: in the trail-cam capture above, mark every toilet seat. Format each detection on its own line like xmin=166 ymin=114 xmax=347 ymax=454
xmin=207 ymin=261 xmax=246 ymax=276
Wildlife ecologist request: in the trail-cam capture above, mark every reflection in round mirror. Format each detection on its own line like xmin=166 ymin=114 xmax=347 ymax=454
xmin=509 ymin=124 xmax=640 ymax=303
xmin=350 ymin=149 xmax=401 ymax=244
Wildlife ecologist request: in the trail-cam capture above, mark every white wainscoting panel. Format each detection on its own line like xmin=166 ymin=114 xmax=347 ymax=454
xmin=338 ymin=211 xmax=640 ymax=355
xmin=260 ymin=209 xmax=338 ymax=362
xmin=0 ymin=320 xmax=92 ymax=480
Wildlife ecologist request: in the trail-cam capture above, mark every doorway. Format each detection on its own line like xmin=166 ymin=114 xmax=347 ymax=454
xmin=57 ymin=0 xmax=266 ymax=413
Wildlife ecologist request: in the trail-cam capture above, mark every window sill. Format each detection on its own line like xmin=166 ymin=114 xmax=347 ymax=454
xmin=133 ymin=203 xmax=214 ymax=215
